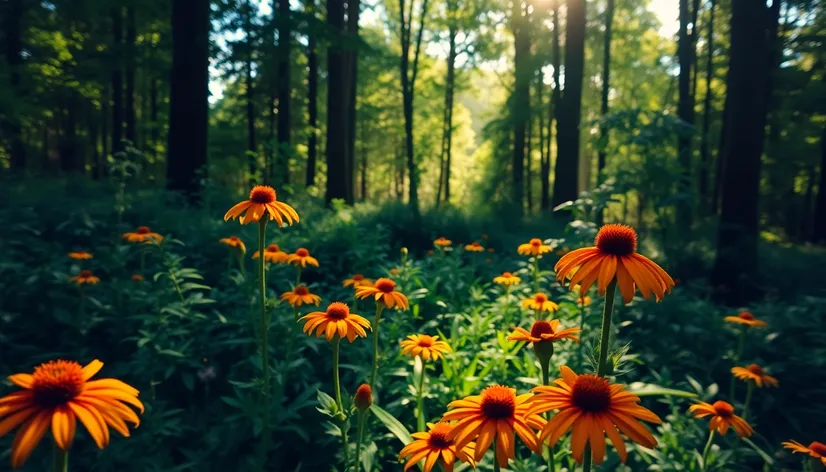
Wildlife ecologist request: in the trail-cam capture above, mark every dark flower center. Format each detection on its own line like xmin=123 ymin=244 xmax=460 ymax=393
xmin=296 ymin=248 xmax=309 ymax=257
xmin=530 ymin=321 xmax=555 ymax=338
xmin=417 ymin=336 xmax=434 ymax=348
xmin=32 ymin=361 xmax=84 ymax=409
xmin=428 ymin=424 xmax=453 ymax=449
xmin=327 ymin=302 xmax=350 ymax=319
xmin=137 ymin=226 xmax=150 ymax=234
xmin=79 ymin=270 xmax=93 ymax=278
xmin=712 ymin=401 xmax=734 ymax=418
xmin=294 ymin=285 xmax=309 ymax=296
xmin=480 ymin=385 xmax=516 ymax=419
xmin=739 ymin=312 xmax=755 ymax=321
xmin=502 ymin=272 xmax=513 ymax=278
xmin=571 ymin=375 xmax=612 ymax=413
xmin=809 ymin=442 xmax=826 ymax=457
xmin=746 ymin=364 xmax=764 ymax=376
xmin=594 ymin=224 xmax=638 ymax=256
xmin=353 ymin=274 xmax=364 ymax=281
xmin=534 ymin=294 xmax=548 ymax=304
xmin=375 ymin=278 xmax=395 ymax=293
xmin=249 ymin=186 xmax=277 ymax=204
xmin=266 ymin=244 xmax=280 ymax=252
xmin=530 ymin=238 xmax=542 ymax=247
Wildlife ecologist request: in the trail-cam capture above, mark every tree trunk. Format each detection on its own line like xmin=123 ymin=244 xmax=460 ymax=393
xmin=436 ymin=20 xmax=457 ymax=207
xmin=244 ymin=0 xmax=257 ymax=183
xmin=677 ymin=0 xmax=695 ymax=227
xmin=711 ymin=0 xmax=770 ymax=304
xmin=698 ymin=0 xmax=715 ymax=210
xmin=325 ymin=0 xmax=347 ymax=203
xmin=125 ymin=6 xmax=136 ymax=143
xmin=4 ymin=0 xmax=25 ymax=172
xmin=306 ymin=0 xmax=318 ymax=187
xmin=342 ymin=0 xmax=359 ymax=203
xmin=400 ymin=0 xmax=429 ymax=212
xmin=597 ymin=0 xmax=614 ymax=186
xmin=150 ymin=77 xmax=158 ymax=158
xmin=511 ymin=0 xmax=530 ymax=216
xmin=277 ymin=0 xmax=292 ymax=186
xmin=552 ymin=0 xmax=585 ymax=208
xmin=111 ymin=7 xmax=124 ymax=154
xmin=167 ymin=0 xmax=210 ymax=202
xmin=360 ymin=119 xmax=368 ymax=200
xmin=538 ymin=76 xmax=548 ymax=213
xmin=542 ymin=1 xmax=561 ymax=211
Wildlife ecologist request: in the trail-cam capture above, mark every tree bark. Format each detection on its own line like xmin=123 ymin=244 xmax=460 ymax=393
xmin=343 ymin=0 xmax=359 ymax=203
xmin=597 ymin=0 xmax=614 ymax=187
xmin=4 ymin=0 xmax=25 ymax=172
xmin=306 ymin=0 xmax=318 ymax=187
xmin=277 ymin=0 xmax=292 ymax=186
xmin=699 ymin=0 xmax=715 ymax=210
xmin=167 ymin=0 xmax=210 ymax=202
xmin=677 ymin=0 xmax=695 ymax=227
xmin=360 ymin=119 xmax=368 ymax=200
xmin=325 ymin=0 xmax=347 ymax=203
xmin=538 ymin=75 xmax=548 ymax=213
xmin=111 ymin=7 xmax=124 ymax=154
xmin=125 ymin=6 xmax=136 ymax=143
xmin=244 ymin=0 xmax=257 ymax=183
xmin=542 ymin=0 xmax=561 ymax=211
xmin=511 ymin=0 xmax=530 ymax=216
xmin=436 ymin=18 xmax=457 ymax=207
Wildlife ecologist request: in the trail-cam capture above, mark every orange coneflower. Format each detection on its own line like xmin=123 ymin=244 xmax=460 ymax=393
xmin=688 ymin=400 xmax=753 ymax=438
xmin=464 ymin=242 xmax=484 ymax=252
xmin=434 ymin=237 xmax=452 ymax=247
xmin=122 ymin=226 xmax=163 ymax=244
xmin=493 ymin=272 xmax=521 ymax=286
xmin=355 ymin=278 xmax=409 ymax=310
xmin=252 ymin=243 xmax=289 ymax=263
xmin=555 ymin=224 xmax=675 ymax=304
xmin=578 ymin=295 xmax=592 ymax=306
xmin=442 ymin=385 xmax=545 ymax=468
xmin=131 ymin=274 xmax=144 ymax=282
xmin=783 ymin=440 xmax=826 ymax=466
xmin=280 ymin=285 xmax=322 ymax=307
xmin=67 ymin=251 xmax=93 ymax=260
xmin=287 ymin=248 xmax=319 ymax=267
xmin=0 ymin=359 xmax=143 ymax=468
xmin=69 ymin=270 xmax=100 ymax=285
xmin=343 ymin=274 xmax=373 ymax=288
xmin=723 ymin=311 xmax=767 ymax=328
xmin=298 ymin=302 xmax=371 ymax=342
xmin=224 ymin=185 xmax=299 ymax=226
xmin=528 ymin=366 xmax=662 ymax=465
xmin=731 ymin=364 xmax=778 ymax=388
xmin=219 ymin=235 xmax=247 ymax=254
xmin=399 ymin=422 xmax=476 ymax=472
xmin=390 ymin=268 xmax=400 ymax=276
xmin=522 ymin=293 xmax=559 ymax=313
xmin=518 ymin=238 xmax=553 ymax=256
xmin=508 ymin=320 xmax=581 ymax=345
xmin=400 ymin=335 xmax=452 ymax=361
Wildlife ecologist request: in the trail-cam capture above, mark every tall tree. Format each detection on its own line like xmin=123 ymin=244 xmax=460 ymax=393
xmin=541 ymin=0 xmax=561 ymax=211
xmin=698 ymin=0 xmax=716 ymax=209
xmin=111 ymin=6 xmax=124 ymax=154
xmin=552 ymin=0 xmax=585 ymax=208
xmin=597 ymin=0 xmax=614 ymax=187
xmin=276 ymin=0 xmax=292 ymax=185
xmin=3 ymin=0 xmax=25 ymax=171
xmin=306 ymin=0 xmax=319 ymax=187
xmin=343 ymin=0 xmax=360 ymax=203
xmin=511 ymin=0 xmax=530 ymax=216
xmin=125 ymin=6 xmax=137 ymax=143
xmin=435 ymin=12 xmax=457 ymax=206
xmin=712 ymin=0 xmax=770 ymax=304
xmin=244 ymin=0 xmax=257 ymax=183
xmin=325 ymin=0 xmax=347 ymax=203
xmin=677 ymin=0 xmax=696 ymax=226
xmin=167 ymin=0 xmax=210 ymax=201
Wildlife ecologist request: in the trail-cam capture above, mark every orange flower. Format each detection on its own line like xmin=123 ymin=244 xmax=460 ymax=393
xmin=354 ymin=384 xmax=373 ymax=411
xmin=518 ymin=238 xmax=553 ymax=256
xmin=487 ymin=247 xmax=495 ymax=253
xmin=442 ymin=385 xmax=545 ymax=468
xmin=390 ymin=268 xmax=400 ymax=276
xmin=731 ymin=364 xmax=778 ymax=388
xmin=224 ymin=185 xmax=299 ymax=226
xmin=298 ymin=302 xmax=371 ymax=342
xmin=493 ymin=272 xmax=521 ymax=286
xmin=400 ymin=335 xmax=452 ymax=361
xmin=688 ymin=400 xmax=753 ymax=438
xmin=131 ymin=274 xmax=144 ymax=282
xmin=219 ymin=235 xmax=247 ymax=254
xmin=434 ymin=237 xmax=452 ymax=247
xmin=280 ymin=285 xmax=322 ymax=307
xmin=522 ymin=293 xmax=559 ymax=312
xmin=723 ymin=311 xmax=767 ymax=328
xmin=0 ymin=359 xmax=143 ymax=468
xmin=556 ymin=247 xmax=570 ymax=256
xmin=67 ymin=251 xmax=93 ymax=260
xmin=287 ymin=248 xmax=319 ymax=267
xmin=252 ymin=244 xmax=289 ymax=263
xmin=122 ymin=226 xmax=163 ymax=244
xmin=427 ymin=250 xmax=435 ymax=256
xmin=343 ymin=274 xmax=373 ymax=288
xmin=555 ymin=224 xmax=675 ymax=304
xmin=464 ymin=242 xmax=484 ymax=252
xmin=528 ymin=366 xmax=662 ymax=465
xmin=508 ymin=320 xmax=581 ymax=345
xmin=399 ymin=422 xmax=476 ymax=472
xmin=578 ymin=295 xmax=592 ymax=307
xmin=783 ymin=440 xmax=826 ymax=466
xmin=69 ymin=270 xmax=100 ymax=285
xmin=355 ymin=278 xmax=409 ymax=310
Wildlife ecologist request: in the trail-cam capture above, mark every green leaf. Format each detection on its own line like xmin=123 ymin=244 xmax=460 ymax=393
xmin=370 ymin=404 xmax=412 ymax=445
xmin=626 ymin=382 xmax=699 ymax=398
xmin=742 ymin=438 xmax=774 ymax=465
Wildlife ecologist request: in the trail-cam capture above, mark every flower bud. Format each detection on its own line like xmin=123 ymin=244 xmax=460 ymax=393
xmin=354 ymin=384 xmax=372 ymax=412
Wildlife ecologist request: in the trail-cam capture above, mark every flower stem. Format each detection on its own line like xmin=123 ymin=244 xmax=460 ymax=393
xmin=332 ymin=336 xmax=350 ymax=469
xmin=729 ymin=327 xmax=747 ymax=401
xmin=354 ymin=411 xmax=366 ymax=472
xmin=369 ymin=304 xmax=385 ymax=394
xmin=503 ymin=285 xmax=511 ymax=324
xmin=493 ymin=444 xmax=501 ymax=472
xmin=416 ymin=359 xmax=427 ymax=433
xmin=742 ymin=382 xmax=754 ymax=422
xmin=533 ymin=256 xmax=540 ymax=292
xmin=540 ymin=362 xmax=556 ymax=472
xmin=700 ymin=430 xmax=716 ymax=471
xmin=578 ymin=303 xmax=586 ymax=363
xmin=257 ymin=220 xmax=271 ymax=470
xmin=53 ymin=443 xmax=68 ymax=472
xmin=295 ymin=266 xmax=303 ymax=286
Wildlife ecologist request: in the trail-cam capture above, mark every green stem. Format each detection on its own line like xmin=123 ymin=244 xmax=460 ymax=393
xmin=416 ymin=360 xmax=427 ymax=433
xmin=533 ymin=256 xmax=540 ymax=292
xmin=296 ymin=266 xmax=303 ymax=286
xmin=503 ymin=285 xmax=511 ymax=324
xmin=493 ymin=442 xmax=501 ymax=472
xmin=257 ymin=220 xmax=271 ymax=470
xmin=354 ymin=411 xmax=366 ymax=472
xmin=700 ymin=430 xmax=716 ymax=471
xmin=369 ymin=304 xmax=385 ymax=394
xmin=578 ymin=303 xmax=586 ymax=363
xmin=742 ymin=382 xmax=754 ymax=422
xmin=139 ymin=245 xmax=146 ymax=274
xmin=332 ymin=337 xmax=350 ymax=469
xmin=729 ymin=328 xmax=746 ymax=401
xmin=53 ymin=443 xmax=68 ymax=472
xmin=540 ymin=362 xmax=556 ymax=472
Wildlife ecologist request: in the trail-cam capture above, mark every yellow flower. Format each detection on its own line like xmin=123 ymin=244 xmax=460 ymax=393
xmin=298 ymin=302 xmax=371 ymax=342
xmin=224 ymin=185 xmax=299 ymax=226
xmin=343 ymin=274 xmax=373 ymax=288
xmin=518 ymin=238 xmax=553 ymax=256
xmin=400 ymin=335 xmax=452 ymax=361
xmin=280 ymin=285 xmax=322 ymax=307
xmin=69 ymin=270 xmax=100 ymax=285
xmin=122 ymin=226 xmax=163 ymax=244
xmin=219 ymin=235 xmax=247 ymax=254
xmin=689 ymin=400 xmax=753 ymax=438
xmin=493 ymin=272 xmax=521 ymax=286
xmin=723 ymin=311 xmax=767 ymax=328
xmin=464 ymin=242 xmax=484 ymax=252
xmin=522 ymin=293 xmax=559 ymax=312
xmin=252 ymin=244 xmax=289 ymax=263
xmin=67 ymin=251 xmax=93 ymax=260
xmin=434 ymin=237 xmax=452 ymax=247
xmin=731 ymin=364 xmax=778 ymax=388
xmin=287 ymin=248 xmax=319 ymax=267
xmin=355 ymin=278 xmax=409 ymax=310
xmin=398 ymin=422 xmax=476 ymax=472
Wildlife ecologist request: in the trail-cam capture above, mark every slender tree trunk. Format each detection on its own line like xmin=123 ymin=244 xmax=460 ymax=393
xmin=306 ymin=0 xmax=319 ymax=187
xmin=150 ymin=77 xmax=158 ymax=158
xmin=343 ymin=0 xmax=359 ymax=203
xmin=512 ymin=0 xmax=530 ymax=216
xmin=125 ymin=6 xmax=136 ymax=143
xmin=525 ymin=114 xmax=533 ymax=214
xmin=542 ymin=1 xmax=561 ymax=211
xmin=699 ymin=0 xmax=716 ymax=210
xmin=360 ymin=120 xmax=368 ymax=200
xmin=4 ymin=0 xmax=25 ymax=172
xmin=812 ymin=128 xmax=826 ymax=243
xmin=436 ymin=21 xmax=457 ymax=207
xmin=111 ymin=7 xmax=124 ymax=154
xmin=597 ymin=0 xmax=614 ymax=186
xmin=244 ymin=1 xmax=257 ymax=183
xmin=167 ymin=0 xmax=210 ymax=202
xmin=552 ymin=0 xmax=585 ymax=208
xmin=538 ymin=76 xmax=548 ymax=213
xmin=325 ymin=0 xmax=347 ymax=203
xmin=277 ymin=0 xmax=292 ymax=186
xmin=102 ymin=83 xmax=110 ymax=166
xmin=677 ymin=0 xmax=695 ymax=227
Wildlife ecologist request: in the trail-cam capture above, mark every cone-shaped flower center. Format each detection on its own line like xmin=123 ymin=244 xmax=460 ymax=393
xmin=294 ymin=285 xmax=309 ymax=296
xmin=266 ymin=244 xmax=280 ymax=252
xmin=595 ymin=224 xmax=638 ymax=256
xmin=534 ymin=293 xmax=548 ymax=304
xmin=79 ymin=270 xmax=93 ymax=278
xmin=571 ymin=375 xmax=612 ymax=413
xmin=746 ymin=364 xmax=764 ymax=375
xmin=480 ymin=385 xmax=516 ymax=419
xmin=739 ymin=312 xmax=755 ymax=321
xmin=501 ymin=272 xmax=513 ymax=278
xmin=137 ymin=226 xmax=150 ymax=234
xmin=326 ymin=302 xmax=350 ymax=319
xmin=427 ymin=423 xmax=454 ymax=449
xmin=249 ymin=185 xmax=276 ymax=204
xmin=352 ymin=274 xmax=364 ymax=281
xmin=230 ymin=236 xmax=240 ymax=242
xmin=296 ymin=248 xmax=309 ymax=257
xmin=32 ymin=360 xmax=84 ymax=408
xmin=809 ymin=442 xmax=826 ymax=456
xmin=416 ymin=336 xmax=434 ymax=348
xmin=375 ymin=278 xmax=396 ymax=293
xmin=530 ymin=238 xmax=542 ymax=246
xmin=354 ymin=384 xmax=373 ymax=410
xmin=530 ymin=320 xmax=555 ymax=338
xmin=712 ymin=400 xmax=734 ymax=417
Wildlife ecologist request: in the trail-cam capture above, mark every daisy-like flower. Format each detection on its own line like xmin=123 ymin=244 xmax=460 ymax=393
xmin=578 ymin=295 xmax=592 ymax=307
xmin=493 ymin=272 xmax=521 ymax=286
xmin=122 ymin=226 xmax=163 ymax=244
xmin=464 ymin=242 xmax=484 ymax=252
xmin=219 ymin=236 xmax=247 ymax=254
xmin=508 ymin=320 xmax=581 ymax=345
xmin=280 ymin=285 xmax=322 ymax=307
xmin=518 ymin=238 xmax=553 ymax=256
xmin=528 ymin=366 xmax=662 ymax=465
xmin=442 ymin=385 xmax=545 ymax=468
xmin=555 ymin=224 xmax=675 ymax=304
xmin=67 ymin=251 xmax=93 ymax=260
xmin=783 ymin=440 xmax=826 ymax=466
xmin=131 ymin=274 xmax=144 ymax=282
xmin=224 ymin=185 xmax=299 ymax=226
xmin=343 ymin=274 xmax=373 ymax=288
xmin=355 ymin=278 xmax=409 ymax=310
xmin=522 ymin=293 xmax=559 ymax=313
xmin=399 ymin=422 xmax=476 ymax=472
xmin=688 ymin=400 xmax=753 ymax=438
xmin=0 ymin=359 xmax=144 ymax=468
xmin=723 ymin=311 xmax=767 ymax=328
xmin=731 ymin=364 xmax=778 ymax=388
xmin=298 ymin=302 xmax=371 ymax=342
xmin=287 ymin=248 xmax=319 ymax=267
xmin=434 ymin=237 xmax=452 ymax=247
xmin=69 ymin=270 xmax=100 ymax=285
xmin=252 ymin=244 xmax=289 ymax=263
xmin=400 ymin=335 xmax=452 ymax=361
